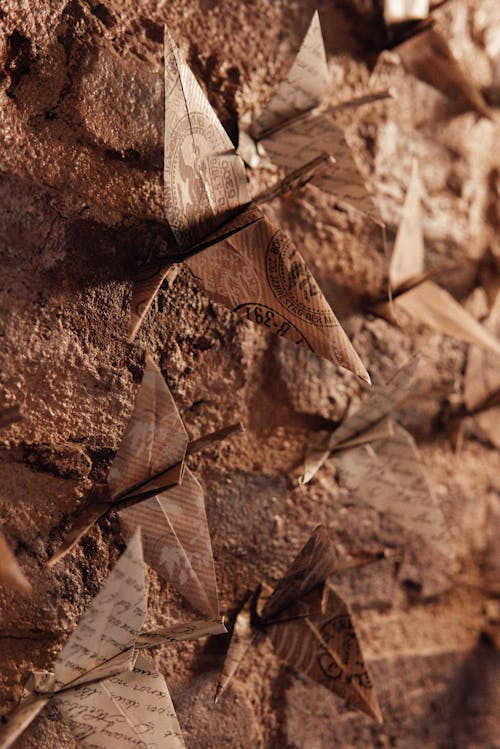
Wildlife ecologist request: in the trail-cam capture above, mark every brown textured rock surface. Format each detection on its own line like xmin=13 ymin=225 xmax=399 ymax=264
xmin=0 ymin=1 xmax=499 ymax=747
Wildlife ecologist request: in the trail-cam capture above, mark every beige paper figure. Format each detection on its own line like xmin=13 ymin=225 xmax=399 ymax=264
xmin=299 ymin=358 xmax=453 ymax=555
xmin=332 ymin=423 xmax=454 ymax=555
xmin=0 ymin=531 xmax=226 ymax=749
xmin=300 ymin=358 xmax=417 ymax=482
xmin=373 ymin=160 xmax=500 ymax=357
xmin=130 ymin=25 xmax=371 ymax=382
xmin=394 ymin=28 xmax=492 ymax=119
xmin=215 ymin=526 xmax=383 ymax=723
xmin=48 ymin=355 xmax=232 ymax=617
xmin=238 ymin=12 xmax=390 ymax=222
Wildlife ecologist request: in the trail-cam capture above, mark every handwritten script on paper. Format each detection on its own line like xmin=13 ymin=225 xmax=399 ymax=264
xmin=216 ymin=526 xmax=383 ymax=722
xmin=0 ymin=532 xmax=226 ymax=749
xmin=301 ymin=357 xmax=418 ymax=483
xmin=334 ymin=423 xmax=454 ymax=556
xmin=57 ymin=656 xmax=187 ymax=749
xmin=299 ymin=359 xmax=453 ymax=555
xmin=258 ymin=115 xmax=382 ymax=222
xmin=240 ymin=12 xmax=384 ymax=223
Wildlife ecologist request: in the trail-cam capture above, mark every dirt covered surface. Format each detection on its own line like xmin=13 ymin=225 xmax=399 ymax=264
xmin=0 ymin=0 xmax=499 ymax=747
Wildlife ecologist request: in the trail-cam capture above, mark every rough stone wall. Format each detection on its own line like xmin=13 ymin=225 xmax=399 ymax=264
xmin=0 ymin=1 xmax=499 ymax=747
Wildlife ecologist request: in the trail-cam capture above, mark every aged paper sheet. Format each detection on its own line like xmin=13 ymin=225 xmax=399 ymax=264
xmin=131 ymin=24 xmax=370 ymax=380
xmin=216 ymin=527 xmax=382 ymax=721
xmin=1 ymin=533 xmax=225 ymax=749
xmin=334 ymin=423 xmax=454 ymax=556
xmin=50 ymin=356 xmax=221 ymax=617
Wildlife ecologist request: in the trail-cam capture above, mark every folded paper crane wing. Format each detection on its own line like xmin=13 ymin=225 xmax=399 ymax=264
xmin=244 ymin=13 xmax=381 ymax=222
xmin=163 ymin=26 xmax=250 ymax=247
xmin=0 ymin=532 xmax=226 ymax=749
xmin=301 ymin=357 xmax=418 ymax=483
xmin=334 ymin=422 xmax=454 ymax=556
xmin=187 ymin=213 xmax=370 ymax=381
xmin=216 ymin=527 xmax=339 ymax=703
xmin=129 ymin=208 xmax=264 ymax=340
xmin=258 ymin=115 xmax=381 ymax=222
xmin=214 ymin=583 xmax=333 ymax=704
xmin=252 ymin=11 xmax=329 ymax=139
xmin=57 ymin=655 xmax=186 ymax=749
xmin=48 ymin=354 xmax=186 ymax=561
xmin=129 ymin=266 xmax=180 ymax=341
xmin=216 ymin=526 xmax=382 ymax=721
xmin=136 ymin=617 xmax=226 ymax=649
xmin=268 ymin=583 xmax=383 ymax=722
xmin=107 ymin=356 xmax=218 ymax=617
xmin=0 ymin=529 xmax=31 ymax=595
xmin=0 ymin=693 xmax=51 ymax=749
xmin=389 ymin=159 xmax=425 ymax=291
xmin=131 ymin=26 xmax=370 ymax=381
xmin=260 ymin=525 xmax=339 ymax=621
xmin=214 ymin=595 xmax=261 ymax=704
xmin=128 ymin=23 xmax=252 ymax=338
xmin=395 ymin=281 xmax=500 ymax=356
xmin=376 ymin=161 xmax=500 ymax=357
xmin=0 ymin=532 xmax=146 ymax=749
xmin=54 ymin=530 xmax=147 ymax=689
xmin=394 ymin=28 xmax=492 ymax=119
xmin=108 ymin=354 xmax=188 ymax=500
xmin=324 ymin=357 xmax=417 ymax=451
xmin=300 ymin=360 xmax=453 ymax=554
xmin=119 ymin=468 xmax=219 ymax=618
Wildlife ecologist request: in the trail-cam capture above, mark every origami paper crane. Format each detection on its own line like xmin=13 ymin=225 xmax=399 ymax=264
xmin=215 ymin=525 xmax=383 ymax=723
xmin=0 ymin=531 xmax=226 ymax=749
xmin=373 ymin=160 xmax=500 ymax=357
xmin=238 ymin=12 xmax=388 ymax=223
xmin=129 ymin=25 xmax=371 ymax=382
xmin=299 ymin=358 xmax=454 ymax=555
xmin=49 ymin=354 xmax=233 ymax=617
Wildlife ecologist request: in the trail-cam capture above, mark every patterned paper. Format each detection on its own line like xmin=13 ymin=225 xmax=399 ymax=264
xmin=216 ymin=527 xmax=382 ymax=722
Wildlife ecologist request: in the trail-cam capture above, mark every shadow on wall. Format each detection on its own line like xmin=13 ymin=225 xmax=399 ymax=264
xmin=430 ymin=635 xmax=500 ymax=747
